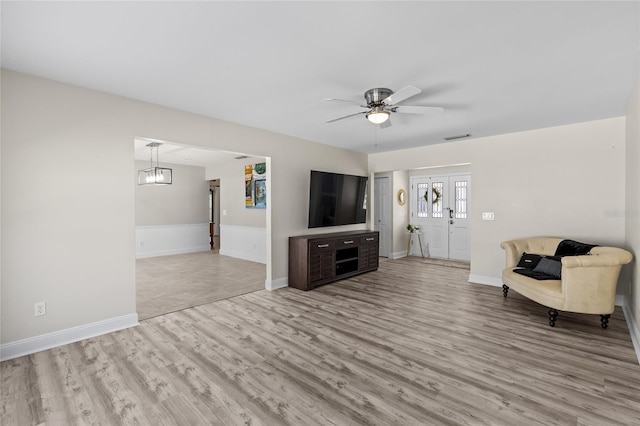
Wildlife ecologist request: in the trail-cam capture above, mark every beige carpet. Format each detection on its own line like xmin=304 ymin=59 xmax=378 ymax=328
xmin=136 ymin=251 xmax=265 ymax=320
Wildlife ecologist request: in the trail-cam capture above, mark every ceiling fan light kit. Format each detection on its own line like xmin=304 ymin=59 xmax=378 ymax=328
xmin=366 ymin=106 xmax=390 ymax=124
xmin=326 ymin=85 xmax=444 ymax=125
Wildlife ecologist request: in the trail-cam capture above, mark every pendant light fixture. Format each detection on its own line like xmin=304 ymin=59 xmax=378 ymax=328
xmin=138 ymin=142 xmax=172 ymax=185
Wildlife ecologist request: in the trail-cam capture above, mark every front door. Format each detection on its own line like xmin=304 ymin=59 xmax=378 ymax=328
xmin=410 ymin=174 xmax=470 ymax=261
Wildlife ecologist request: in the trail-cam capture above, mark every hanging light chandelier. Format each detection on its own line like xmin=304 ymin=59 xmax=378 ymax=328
xmin=137 ymin=142 xmax=172 ymax=185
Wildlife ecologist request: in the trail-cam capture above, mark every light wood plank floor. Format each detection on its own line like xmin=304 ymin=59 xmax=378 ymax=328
xmin=3 ymin=257 xmax=639 ymax=425
xmin=137 ymin=251 xmax=265 ymax=320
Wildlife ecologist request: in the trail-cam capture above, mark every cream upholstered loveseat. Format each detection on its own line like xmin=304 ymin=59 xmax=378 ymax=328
xmin=501 ymin=237 xmax=632 ymax=328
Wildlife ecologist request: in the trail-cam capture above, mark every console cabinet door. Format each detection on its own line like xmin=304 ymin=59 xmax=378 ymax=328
xmin=359 ymin=234 xmax=379 ymax=271
xmin=309 ymin=241 xmax=335 ymax=284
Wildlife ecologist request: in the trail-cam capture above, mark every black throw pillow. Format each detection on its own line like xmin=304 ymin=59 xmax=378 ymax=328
xmin=514 ymin=268 xmax=561 ymax=281
xmin=516 ymin=252 xmax=544 ymax=269
xmin=532 ymin=257 xmax=562 ymax=279
xmin=554 ymin=239 xmax=597 ymax=256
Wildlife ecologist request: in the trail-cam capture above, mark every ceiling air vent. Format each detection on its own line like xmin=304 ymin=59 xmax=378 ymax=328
xmin=444 ymin=133 xmax=471 ymax=141
xmin=234 ymin=155 xmax=249 ymax=160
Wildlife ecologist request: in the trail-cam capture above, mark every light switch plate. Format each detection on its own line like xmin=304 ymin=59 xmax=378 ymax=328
xmin=482 ymin=212 xmax=495 ymax=221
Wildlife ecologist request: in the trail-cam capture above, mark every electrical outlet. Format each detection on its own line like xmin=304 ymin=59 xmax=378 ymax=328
xmin=34 ymin=301 xmax=46 ymax=316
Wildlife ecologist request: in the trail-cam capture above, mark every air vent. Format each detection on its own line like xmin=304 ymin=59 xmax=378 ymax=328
xmin=444 ymin=133 xmax=471 ymax=141
xmin=234 ymin=155 xmax=249 ymax=160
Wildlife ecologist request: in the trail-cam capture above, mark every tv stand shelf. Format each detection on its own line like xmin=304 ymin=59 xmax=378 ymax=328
xmin=288 ymin=230 xmax=379 ymax=291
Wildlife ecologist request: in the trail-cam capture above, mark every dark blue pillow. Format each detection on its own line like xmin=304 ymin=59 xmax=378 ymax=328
xmin=554 ymin=239 xmax=597 ymax=256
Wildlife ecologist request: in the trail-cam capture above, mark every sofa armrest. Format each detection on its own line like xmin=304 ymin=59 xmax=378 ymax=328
xmin=561 ymin=247 xmax=632 ymax=268
xmin=500 ymin=240 xmax=524 ymax=268
xmin=560 ymin=248 xmax=632 ymax=314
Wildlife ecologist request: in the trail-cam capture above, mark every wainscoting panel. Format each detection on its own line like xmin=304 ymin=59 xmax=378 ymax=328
xmin=219 ymin=224 xmax=267 ymax=264
xmin=135 ymin=223 xmax=210 ymax=258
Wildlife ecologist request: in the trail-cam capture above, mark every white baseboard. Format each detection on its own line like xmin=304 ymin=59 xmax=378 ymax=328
xmin=620 ymin=296 xmax=640 ymax=365
xmin=0 ymin=313 xmax=139 ymax=362
xmin=136 ymin=246 xmax=211 ymax=259
xmin=468 ymin=273 xmax=503 ymax=287
xmin=266 ymin=277 xmax=288 ymax=291
xmin=390 ymin=251 xmax=408 ymax=260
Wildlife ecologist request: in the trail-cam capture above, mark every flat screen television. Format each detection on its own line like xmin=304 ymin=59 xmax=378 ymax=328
xmin=308 ymin=170 xmax=368 ymax=228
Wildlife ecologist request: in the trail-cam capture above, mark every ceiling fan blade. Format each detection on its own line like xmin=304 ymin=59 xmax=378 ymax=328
xmin=324 ymin=98 xmax=366 ymax=108
xmin=383 ymin=85 xmax=421 ymax=105
xmin=326 ymin=111 xmax=367 ymax=123
xmin=392 ymin=105 xmax=444 ymax=114
xmin=380 ymin=118 xmax=392 ymax=129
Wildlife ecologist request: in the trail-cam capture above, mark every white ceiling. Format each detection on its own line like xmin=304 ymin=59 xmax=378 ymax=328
xmin=2 ymin=1 xmax=639 ymax=155
xmin=133 ymin=137 xmax=251 ymax=168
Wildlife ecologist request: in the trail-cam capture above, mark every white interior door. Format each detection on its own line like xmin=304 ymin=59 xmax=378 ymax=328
xmin=374 ymin=177 xmax=390 ymax=257
xmin=410 ymin=174 xmax=470 ymax=260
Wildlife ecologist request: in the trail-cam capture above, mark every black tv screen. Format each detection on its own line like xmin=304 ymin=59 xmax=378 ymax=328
xmin=308 ymin=170 xmax=368 ymax=228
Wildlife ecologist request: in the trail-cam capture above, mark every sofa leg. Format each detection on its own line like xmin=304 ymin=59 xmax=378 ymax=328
xmin=502 ymin=284 xmax=509 ymax=298
xmin=600 ymin=314 xmax=611 ymax=329
xmin=548 ymin=308 xmax=558 ymax=327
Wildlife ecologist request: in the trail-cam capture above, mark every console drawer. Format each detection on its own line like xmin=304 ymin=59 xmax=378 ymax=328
xmin=360 ymin=234 xmax=378 ymax=244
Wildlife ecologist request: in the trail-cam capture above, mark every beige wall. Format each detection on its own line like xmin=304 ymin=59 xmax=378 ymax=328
xmin=1 ymin=70 xmax=367 ymax=343
xmin=625 ymin=71 xmax=640 ymax=338
xmin=135 ymin=160 xmax=209 ymax=226
xmin=206 ymin=157 xmax=267 ymax=228
xmin=370 ymin=118 xmax=628 ymax=288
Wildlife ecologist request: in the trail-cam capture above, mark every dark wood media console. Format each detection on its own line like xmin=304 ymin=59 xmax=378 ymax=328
xmin=288 ymin=230 xmax=379 ymax=290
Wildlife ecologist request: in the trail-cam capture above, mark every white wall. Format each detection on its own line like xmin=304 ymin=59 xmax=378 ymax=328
xmin=206 ymin=157 xmax=268 ymax=263
xmin=206 ymin=157 xmax=267 ymax=228
xmin=625 ymin=70 xmax=640 ymax=353
xmin=135 ymin=160 xmax=210 ymax=257
xmin=370 ymin=118 xmax=628 ymax=289
xmin=0 ymin=70 xmax=367 ymax=349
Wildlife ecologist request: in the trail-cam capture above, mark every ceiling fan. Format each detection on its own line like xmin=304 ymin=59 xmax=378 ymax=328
xmin=325 ymin=86 xmax=444 ymax=128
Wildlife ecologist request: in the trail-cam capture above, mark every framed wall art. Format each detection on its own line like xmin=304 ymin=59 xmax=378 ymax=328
xmin=245 ymin=162 xmax=266 ymax=209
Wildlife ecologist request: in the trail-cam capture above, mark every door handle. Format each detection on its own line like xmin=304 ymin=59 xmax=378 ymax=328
xmin=450 ymin=220 xmax=454 ymax=225
xmin=449 ymin=209 xmax=453 ymax=219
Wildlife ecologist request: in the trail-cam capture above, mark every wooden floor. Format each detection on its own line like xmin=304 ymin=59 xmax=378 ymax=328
xmin=2 ymin=257 xmax=640 ymax=425
xmin=136 ymin=251 xmax=265 ymax=320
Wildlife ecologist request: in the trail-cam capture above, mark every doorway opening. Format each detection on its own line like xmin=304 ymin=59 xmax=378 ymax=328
xmin=209 ymin=179 xmax=220 ymax=251
xmin=134 ymin=138 xmax=269 ymax=320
